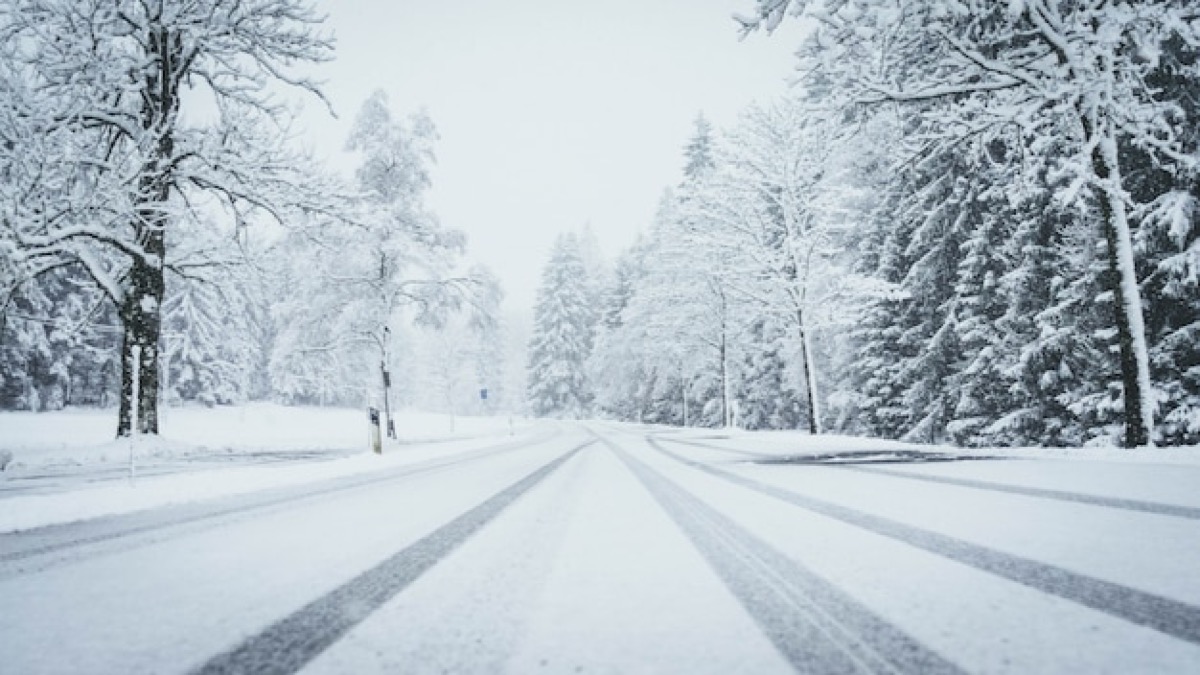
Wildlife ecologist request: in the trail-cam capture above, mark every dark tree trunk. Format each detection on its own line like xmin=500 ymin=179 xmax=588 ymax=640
xmin=796 ymin=310 xmax=820 ymax=435
xmin=115 ymin=23 xmax=180 ymax=437
xmin=117 ymin=258 xmax=164 ymax=436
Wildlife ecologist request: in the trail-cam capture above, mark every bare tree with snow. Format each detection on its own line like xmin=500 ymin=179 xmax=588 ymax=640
xmin=0 ymin=0 xmax=334 ymax=436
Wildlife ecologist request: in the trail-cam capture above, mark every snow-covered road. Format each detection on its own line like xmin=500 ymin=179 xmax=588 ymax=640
xmin=2 ymin=422 xmax=1199 ymax=673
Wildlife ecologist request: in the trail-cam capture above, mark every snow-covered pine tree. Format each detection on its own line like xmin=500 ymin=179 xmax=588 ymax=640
xmin=684 ymin=113 xmax=716 ymax=182
xmin=0 ymin=268 xmax=117 ymax=409
xmin=895 ymin=169 xmax=971 ymax=444
xmin=847 ymin=231 xmax=912 ymax=439
xmin=589 ymin=238 xmax=653 ymax=421
xmin=1138 ymin=192 xmax=1200 ymax=445
xmin=160 ymin=275 xmax=252 ymax=406
xmin=527 ymin=233 xmax=594 ymax=418
xmin=1128 ymin=37 xmax=1200 ymax=445
xmin=739 ymin=0 xmax=1200 ymax=447
xmin=946 ymin=149 xmax=1020 ymax=446
xmin=737 ymin=315 xmax=802 ymax=430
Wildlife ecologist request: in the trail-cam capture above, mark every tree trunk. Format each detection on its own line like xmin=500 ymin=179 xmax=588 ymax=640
xmin=719 ymin=330 xmax=729 ymax=427
xmin=796 ymin=308 xmax=822 ymax=435
xmin=117 ymin=260 xmax=165 ymax=437
xmin=1088 ymin=119 xmax=1155 ymax=447
xmin=681 ymin=364 xmax=689 ymax=427
xmin=116 ymin=24 xmax=179 ymax=438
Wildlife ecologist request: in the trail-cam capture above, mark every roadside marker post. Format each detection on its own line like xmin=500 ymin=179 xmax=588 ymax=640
xmin=129 ymin=344 xmax=140 ymax=485
xmin=368 ymin=407 xmax=382 ymax=455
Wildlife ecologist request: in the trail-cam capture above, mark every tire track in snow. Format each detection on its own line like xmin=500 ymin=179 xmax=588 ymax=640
xmin=841 ymin=465 xmax=1200 ymax=521
xmin=191 ymin=441 xmax=590 ymax=675
xmin=0 ymin=430 xmax=558 ymax=573
xmin=650 ymin=437 xmax=1200 ymax=646
xmin=601 ymin=436 xmax=963 ymax=675
xmin=665 ymin=435 xmax=1200 ymax=520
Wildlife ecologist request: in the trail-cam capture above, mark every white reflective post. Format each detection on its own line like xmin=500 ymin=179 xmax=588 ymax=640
xmin=129 ymin=344 xmax=140 ymax=484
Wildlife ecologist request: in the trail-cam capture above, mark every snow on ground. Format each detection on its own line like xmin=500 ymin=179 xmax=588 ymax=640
xmin=654 ymin=424 xmax=1200 ymax=466
xmin=0 ymin=404 xmax=531 ymax=533
xmin=614 ymin=427 xmax=1200 ymax=673
xmin=304 ymin=441 xmax=792 ymax=675
xmin=4 ymin=421 xmax=1200 ymax=672
xmin=0 ymin=403 xmax=523 ymax=468
xmin=4 ymin=407 xmax=1198 ymax=544
xmin=0 ymin=435 xmax=579 ymax=675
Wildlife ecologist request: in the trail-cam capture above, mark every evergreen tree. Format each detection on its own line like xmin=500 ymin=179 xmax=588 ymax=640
xmin=739 ymin=0 xmax=1200 ymax=446
xmin=737 ymin=316 xmax=802 ymax=431
xmin=1129 ymin=37 xmax=1200 ymax=445
xmin=683 ymin=113 xmax=715 ymax=182
xmin=527 ymin=234 xmax=593 ymax=418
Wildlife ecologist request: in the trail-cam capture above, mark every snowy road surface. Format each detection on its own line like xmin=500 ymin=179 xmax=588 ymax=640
xmin=2 ymin=423 xmax=1200 ymax=673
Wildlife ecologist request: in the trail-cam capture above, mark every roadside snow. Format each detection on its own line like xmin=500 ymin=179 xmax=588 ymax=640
xmin=0 ymin=404 xmax=532 ymax=533
xmin=0 ymin=403 xmax=523 ymax=468
xmin=657 ymin=426 xmax=1200 ymax=466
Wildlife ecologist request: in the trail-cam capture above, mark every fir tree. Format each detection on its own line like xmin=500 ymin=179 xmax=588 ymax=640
xmin=527 ymin=234 xmax=594 ymax=418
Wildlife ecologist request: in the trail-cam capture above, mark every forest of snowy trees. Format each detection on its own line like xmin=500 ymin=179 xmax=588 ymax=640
xmin=0 ymin=1 xmax=506 ymax=433
xmin=4 ymin=1 xmax=1198 ymax=450
xmin=526 ymin=1 xmax=1200 ymax=448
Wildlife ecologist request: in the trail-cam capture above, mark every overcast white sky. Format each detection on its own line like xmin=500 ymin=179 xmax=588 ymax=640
xmin=297 ymin=0 xmax=809 ymax=312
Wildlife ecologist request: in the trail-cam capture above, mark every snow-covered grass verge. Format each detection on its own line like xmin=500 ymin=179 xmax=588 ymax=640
xmin=0 ymin=404 xmax=536 ymax=533
xmin=0 ymin=403 xmax=525 ymax=469
xmin=0 ymin=431 xmax=538 ymax=534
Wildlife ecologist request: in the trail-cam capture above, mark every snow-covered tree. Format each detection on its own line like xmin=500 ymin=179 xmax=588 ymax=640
xmin=685 ymin=99 xmax=878 ymax=433
xmin=0 ymin=0 xmax=334 ymax=436
xmin=683 ymin=112 xmax=716 ymax=181
xmin=589 ymin=238 xmax=654 ymax=421
xmin=737 ymin=314 xmax=803 ymax=430
xmin=0 ymin=268 xmax=118 ymax=410
xmin=161 ymin=273 xmax=252 ymax=406
xmin=527 ymin=233 xmax=594 ymax=418
xmin=739 ymin=0 xmax=1200 ymax=446
xmin=268 ymin=91 xmax=477 ymax=408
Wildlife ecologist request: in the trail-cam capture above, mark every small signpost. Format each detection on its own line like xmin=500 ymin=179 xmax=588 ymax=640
xmin=368 ymin=407 xmax=382 ymax=455
xmin=128 ymin=344 xmax=140 ymax=485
